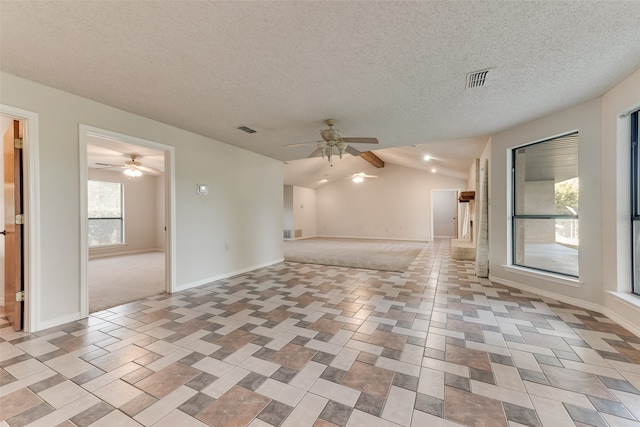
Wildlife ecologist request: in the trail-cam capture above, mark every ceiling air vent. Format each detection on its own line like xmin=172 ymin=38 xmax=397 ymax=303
xmin=237 ymin=125 xmax=257 ymax=134
xmin=466 ymin=68 xmax=491 ymax=89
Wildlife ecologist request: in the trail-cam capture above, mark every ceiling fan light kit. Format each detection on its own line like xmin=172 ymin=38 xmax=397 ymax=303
xmin=285 ymin=119 xmax=379 ymax=164
xmin=124 ymin=167 xmax=142 ymax=177
xmin=95 ymin=154 xmax=162 ymax=177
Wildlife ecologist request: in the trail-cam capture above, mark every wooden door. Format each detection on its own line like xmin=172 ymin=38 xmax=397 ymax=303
xmin=3 ymin=120 xmax=23 ymax=331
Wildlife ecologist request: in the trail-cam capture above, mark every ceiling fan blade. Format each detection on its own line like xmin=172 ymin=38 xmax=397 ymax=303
xmin=342 ymin=137 xmax=379 ymax=144
xmin=345 ymin=146 xmax=362 ymax=156
xmin=284 ymin=140 xmax=322 ymax=148
xmin=94 ymin=162 xmax=124 ymax=168
xmin=308 ymin=147 xmax=323 ymax=158
xmin=138 ymin=165 xmax=163 ymax=175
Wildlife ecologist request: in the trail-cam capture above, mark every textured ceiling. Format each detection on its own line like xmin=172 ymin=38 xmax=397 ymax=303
xmin=2 ymin=1 xmax=640 ymax=186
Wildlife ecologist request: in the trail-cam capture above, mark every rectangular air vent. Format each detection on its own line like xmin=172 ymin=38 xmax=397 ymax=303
xmin=237 ymin=125 xmax=257 ymax=134
xmin=466 ymin=69 xmax=491 ymax=89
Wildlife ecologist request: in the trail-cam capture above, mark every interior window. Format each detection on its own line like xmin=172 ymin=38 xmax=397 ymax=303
xmin=512 ymin=132 xmax=579 ymax=277
xmin=88 ymin=180 xmax=124 ymax=246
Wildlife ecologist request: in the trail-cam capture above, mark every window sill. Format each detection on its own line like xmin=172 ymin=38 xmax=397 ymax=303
xmin=608 ymin=291 xmax=640 ymax=310
xmin=502 ymin=265 xmax=582 ymax=288
xmin=89 ymin=244 xmax=127 ymax=250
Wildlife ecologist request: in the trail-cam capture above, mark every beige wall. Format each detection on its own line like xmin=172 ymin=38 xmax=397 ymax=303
xmin=490 ymin=97 xmax=603 ymax=303
xmin=292 ymin=186 xmax=317 ymax=238
xmin=87 ymin=169 xmax=161 ymax=258
xmin=1 ymin=72 xmax=283 ymax=330
xmin=489 ymin=67 xmax=640 ymax=336
xmin=317 ymin=163 xmax=467 ymax=240
xmin=601 ymin=68 xmax=640 ymax=326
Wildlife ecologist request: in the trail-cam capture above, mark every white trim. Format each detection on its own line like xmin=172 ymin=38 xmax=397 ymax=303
xmin=0 ymin=105 xmax=41 ymax=333
xmin=37 ymin=312 xmax=82 ymax=331
xmin=608 ymin=291 xmax=640 ymax=310
xmin=88 ymin=248 xmax=164 ymax=259
xmin=316 ymin=234 xmax=429 ymax=242
xmin=490 ymin=275 xmax=640 ymax=339
xmin=89 ymin=244 xmax=128 ymax=250
xmin=0 ymin=298 xmax=4 ymax=306
xmin=176 ymin=258 xmax=284 ymax=292
xmin=79 ymin=125 xmax=176 ymax=318
xmin=511 ymin=128 xmax=580 ymax=150
xmin=502 ymin=264 xmax=582 ymax=287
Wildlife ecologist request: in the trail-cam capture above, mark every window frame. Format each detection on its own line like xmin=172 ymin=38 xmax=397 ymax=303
xmin=510 ymin=131 xmax=580 ymax=278
xmin=631 ymin=111 xmax=639 ymax=295
xmin=87 ymin=180 xmax=125 ymax=247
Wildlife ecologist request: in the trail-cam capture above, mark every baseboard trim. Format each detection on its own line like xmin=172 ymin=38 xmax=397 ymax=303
xmin=284 ymin=235 xmax=318 ymax=241
xmin=36 ymin=312 xmax=82 ymax=331
xmin=317 ymin=234 xmax=428 ymax=242
xmin=175 ymin=258 xmax=284 ymax=292
xmin=89 ymin=248 xmax=165 ymax=259
xmin=489 ymin=275 xmax=640 ymax=338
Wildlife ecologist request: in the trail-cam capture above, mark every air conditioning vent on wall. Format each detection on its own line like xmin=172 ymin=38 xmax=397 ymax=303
xmin=466 ymin=69 xmax=492 ymax=89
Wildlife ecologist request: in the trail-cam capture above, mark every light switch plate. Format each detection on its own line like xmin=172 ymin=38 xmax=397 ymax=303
xmin=196 ymin=184 xmax=208 ymax=195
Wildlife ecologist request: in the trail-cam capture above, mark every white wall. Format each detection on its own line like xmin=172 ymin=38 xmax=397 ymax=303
xmin=155 ymin=175 xmax=166 ymax=249
xmin=489 ymin=97 xmax=603 ymax=304
xmin=292 ymin=186 xmax=316 ymax=238
xmin=87 ymin=169 xmax=160 ymax=258
xmin=489 ymin=69 xmax=640 ymax=336
xmin=601 ymin=68 xmax=640 ymax=326
xmin=1 ymin=72 xmax=283 ymax=330
xmin=317 ymin=163 xmax=467 ymax=240
xmin=283 ymin=185 xmax=293 ymax=234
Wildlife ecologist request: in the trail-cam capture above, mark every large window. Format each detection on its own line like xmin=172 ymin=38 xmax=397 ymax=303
xmin=88 ymin=180 xmax=124 ymax=246
xmin=512 ymin=132 xmax=579 ymax=277
xmin=632 ymin=111 xmax=639 ymax=295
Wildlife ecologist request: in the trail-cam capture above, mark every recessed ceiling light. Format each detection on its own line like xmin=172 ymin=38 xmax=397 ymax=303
xmin=319 ymin=179 xmax=328 ymax=184
xmin=352 ymin=176 xmax=364 ymax=183
xmin=423 ymin=155 xmax=431 ymax=161
xmin=431 ymin=168 xmax=437 ymax=173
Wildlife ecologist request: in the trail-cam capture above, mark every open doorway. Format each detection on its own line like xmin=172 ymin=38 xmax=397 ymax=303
xmin=0 ymin=105 xmax=40 ymax=332
xmin=80 ymin=126 xmax=175 ymax=315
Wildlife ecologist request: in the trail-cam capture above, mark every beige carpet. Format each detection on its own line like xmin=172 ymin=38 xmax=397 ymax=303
xmin=283 ymin=237 xmax=426 ymax=272
xmin=89 ymin=251 xmax=166 ymax=313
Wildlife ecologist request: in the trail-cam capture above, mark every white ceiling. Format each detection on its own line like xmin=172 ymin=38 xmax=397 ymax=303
xmin=87 ymin=134 xmax=164 ymax=175
xmin=2 ymin=1 xmax=639 ymax=186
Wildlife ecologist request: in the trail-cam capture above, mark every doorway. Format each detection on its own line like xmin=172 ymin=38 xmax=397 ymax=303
xmin=2 ymin=117 xmax=22 ymax=330
xmin=432 ymin=189 xmax=458 ymax=238
xmin=79 ymin=125 xmax=175 ymax=317
xmin=0 ymin=105 xmax=40 ymax=332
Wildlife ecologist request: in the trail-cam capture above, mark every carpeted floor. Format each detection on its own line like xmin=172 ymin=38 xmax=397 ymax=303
xmin=283 ymin=237 xmax=426 ymax=272
xmin=89 ymin=251 xmax=166 ymax=313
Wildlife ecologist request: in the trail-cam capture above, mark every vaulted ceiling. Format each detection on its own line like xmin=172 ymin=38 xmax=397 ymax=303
xmin=2 ymin=1 xmax=639 ymax=186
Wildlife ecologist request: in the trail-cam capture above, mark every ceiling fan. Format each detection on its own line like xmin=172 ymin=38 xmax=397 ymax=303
xmin=284 ymin=119 xmax=379 ymax=163
xmin=347 ymin=172 xmax=378 ymax=183
xmin=95 ymin=154 xmax=162 ymax=177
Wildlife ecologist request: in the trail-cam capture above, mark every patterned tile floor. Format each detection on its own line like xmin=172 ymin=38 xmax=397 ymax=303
xmin=1 ymin=239 xmax=640 ymax=427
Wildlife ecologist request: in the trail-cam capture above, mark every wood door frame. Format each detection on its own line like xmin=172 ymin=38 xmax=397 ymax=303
xmin=79 ymin=125 xmax=176 ymax=318
xmin=0 ymin=105 xmax=41 ymax=333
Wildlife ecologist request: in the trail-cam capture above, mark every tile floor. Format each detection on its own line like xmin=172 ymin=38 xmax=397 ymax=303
xmin=1 ymin=239 xmax=640 ymax=427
